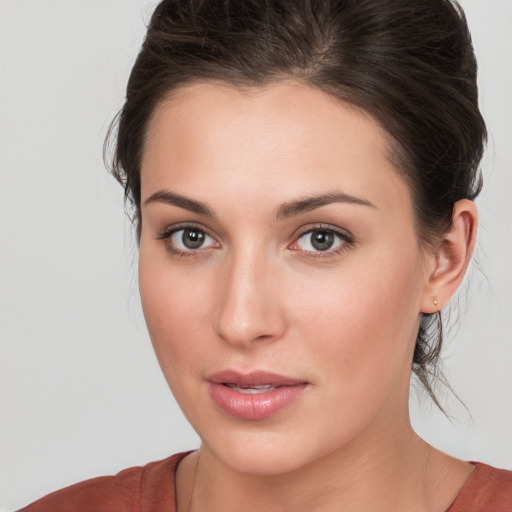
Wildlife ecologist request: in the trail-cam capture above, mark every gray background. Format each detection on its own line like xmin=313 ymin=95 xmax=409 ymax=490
xmin=1 ymin=1 xmax=511 ymax=510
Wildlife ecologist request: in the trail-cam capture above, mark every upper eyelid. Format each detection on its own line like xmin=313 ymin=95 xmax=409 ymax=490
xmin=293 ymin=223 xmax=353 ymax=241
xmin=156 ymin=222 xmax=217 ymax=240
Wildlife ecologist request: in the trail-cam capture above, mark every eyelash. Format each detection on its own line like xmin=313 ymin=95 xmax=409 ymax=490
xmin=156 ymin=223 xmax=218 ymax=259
xmin=156 ymin=223 xmax=355 ymax=259
xmin=291 ymin=224 xmax=355 ymax=259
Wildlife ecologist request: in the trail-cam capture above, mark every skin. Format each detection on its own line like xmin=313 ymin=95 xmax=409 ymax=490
xmin=138 ymin=81 xmax=477 ymax=511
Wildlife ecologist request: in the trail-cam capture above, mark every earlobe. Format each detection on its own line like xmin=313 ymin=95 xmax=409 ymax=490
xmin=421 ymin=199 xmax=478 ymax=313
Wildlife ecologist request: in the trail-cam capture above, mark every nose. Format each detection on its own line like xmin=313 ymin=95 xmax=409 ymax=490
xmin=213 ymin=249 xmax=287 ymax=348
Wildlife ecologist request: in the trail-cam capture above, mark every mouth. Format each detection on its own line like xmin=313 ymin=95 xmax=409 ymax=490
xmin=205 ymin=370 xmax=309 ymax=420
xmin=223 ymin=384 xmax=280 ymax=394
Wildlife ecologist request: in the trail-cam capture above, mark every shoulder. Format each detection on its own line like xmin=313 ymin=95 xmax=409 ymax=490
xmin=18 ymin=452 xmax=191 ymax=512
xmin=447 ymin=462 xmax=512 ymax=512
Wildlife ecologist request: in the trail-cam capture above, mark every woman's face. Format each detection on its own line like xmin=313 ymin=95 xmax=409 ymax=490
xmin=139 ymin=81 xmax=432 ymax=475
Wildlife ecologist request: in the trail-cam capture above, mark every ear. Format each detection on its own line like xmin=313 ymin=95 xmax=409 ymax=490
xmin=420 ymin=199 xmax=478 ymax=314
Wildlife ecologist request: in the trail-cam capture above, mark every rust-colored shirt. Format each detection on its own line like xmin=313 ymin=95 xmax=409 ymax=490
xmin=19 ymin=452 xmax=512 ymax=511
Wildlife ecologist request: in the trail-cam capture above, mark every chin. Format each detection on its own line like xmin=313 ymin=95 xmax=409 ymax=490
xmin=197 ymin=421 xmax=331 ymax=477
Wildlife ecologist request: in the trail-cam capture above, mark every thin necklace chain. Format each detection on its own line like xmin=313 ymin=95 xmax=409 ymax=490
xmin=185 ymin=452 xmax=200 ymax=512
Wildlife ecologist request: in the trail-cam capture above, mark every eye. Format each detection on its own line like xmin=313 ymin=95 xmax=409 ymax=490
xmin=171 ymin=228 xmax=212 ymax=250
xmin=157 ymin=225 xmax=219 ymax=255
xmin=290 ymin=226 xmax=353 ymax=255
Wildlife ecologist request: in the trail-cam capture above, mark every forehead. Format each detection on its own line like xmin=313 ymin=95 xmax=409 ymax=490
xmin=141 ymin=81 xmax=409 ymax=213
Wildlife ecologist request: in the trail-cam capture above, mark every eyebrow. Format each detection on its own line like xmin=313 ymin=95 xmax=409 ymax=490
xmin=144 ymin=190 xmax=214 ymax=217
xmin=143 ymin=189 xmax=375 ymax=219
xmin=275 ymin=192 xmax=375 ymax=220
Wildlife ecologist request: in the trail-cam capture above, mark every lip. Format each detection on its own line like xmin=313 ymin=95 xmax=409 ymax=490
xmin=206 ymin=370 xmax=309 ymax=420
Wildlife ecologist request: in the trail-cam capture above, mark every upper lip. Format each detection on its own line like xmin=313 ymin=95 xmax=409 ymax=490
xmin=205 ymin=370 xmax=307 ymax=387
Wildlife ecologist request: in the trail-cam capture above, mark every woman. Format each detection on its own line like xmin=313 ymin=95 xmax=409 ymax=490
xmin=17 ymin=0 xmax=512 ymax=510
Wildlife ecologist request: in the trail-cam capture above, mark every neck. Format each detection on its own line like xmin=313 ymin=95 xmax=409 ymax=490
xmin=178 ymin=418 xmax=470 ymax=512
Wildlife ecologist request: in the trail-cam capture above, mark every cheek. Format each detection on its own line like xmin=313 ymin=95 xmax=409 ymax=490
xmin=289 ymin=247 xmax=424 ymax=398
xmin=138 ymin=244 xmax=216 ymax=383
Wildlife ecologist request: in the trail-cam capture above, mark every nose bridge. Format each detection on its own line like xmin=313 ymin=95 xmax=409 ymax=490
xmin=214 ymin=243 xmax=285 ymax=347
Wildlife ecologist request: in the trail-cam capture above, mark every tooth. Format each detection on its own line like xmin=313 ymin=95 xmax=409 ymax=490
xmin=225 ymin=384 xmax=277 ymax=394
xmin=238 ymin=387 xmax=276 ymax=394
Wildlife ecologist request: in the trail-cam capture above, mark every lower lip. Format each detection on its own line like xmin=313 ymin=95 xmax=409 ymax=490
xmin=207 ymin=382 xmax=308 ymax=420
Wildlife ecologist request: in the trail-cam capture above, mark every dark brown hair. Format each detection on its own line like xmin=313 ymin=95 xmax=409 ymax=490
xmin=107 ymin=0 xmax=487 ymax=407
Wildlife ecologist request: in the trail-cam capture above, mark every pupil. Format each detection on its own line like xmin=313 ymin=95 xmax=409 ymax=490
xmin=183 ymin=229 xmax=205 ymax=249
xmin=312 ymin=231 xmax=334 ymax=251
